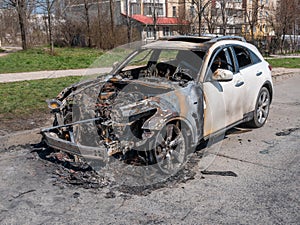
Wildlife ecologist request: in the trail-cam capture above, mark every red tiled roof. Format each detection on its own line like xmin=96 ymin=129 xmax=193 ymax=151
xmin=123 ymin=14 xmax=189 ymax=25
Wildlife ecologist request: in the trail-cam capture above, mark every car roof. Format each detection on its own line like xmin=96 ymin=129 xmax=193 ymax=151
xmin=142 ymin=35 xmax=247 ymax=51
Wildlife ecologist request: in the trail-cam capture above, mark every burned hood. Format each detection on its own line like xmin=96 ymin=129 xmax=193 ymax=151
xmin=96 ymin=76 xmax=179 ymax=125
xmin=55 ymin=75 xmax=111 ymax=101
xmin=98 ymin=77 xmax=200 ymax=131
xmin=55 ymin=74 xmax=179 ymax=102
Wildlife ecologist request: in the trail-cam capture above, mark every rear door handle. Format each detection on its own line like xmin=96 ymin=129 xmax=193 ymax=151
xmin=256 ymin=71 xmax=263 ymax=76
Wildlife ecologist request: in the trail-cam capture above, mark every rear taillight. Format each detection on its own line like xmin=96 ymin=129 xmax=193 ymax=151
xmin=268 ymin=64 xmax=272 ymax=71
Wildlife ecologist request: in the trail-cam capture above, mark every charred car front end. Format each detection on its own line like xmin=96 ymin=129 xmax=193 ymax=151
xmin=42 ymin=40 xmax=206 ymax=170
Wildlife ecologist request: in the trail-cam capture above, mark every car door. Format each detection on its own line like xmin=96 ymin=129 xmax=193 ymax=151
xmin=202 ymin=46 xmax=246 ymax=137
xmin=231 ymin=45 xmax=267 ymax=114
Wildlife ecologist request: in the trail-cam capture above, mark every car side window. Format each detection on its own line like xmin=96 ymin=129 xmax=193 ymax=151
xmin=233 ymin=46 xmax=252 ymax=69
xmin=250 ymin=50 xmax=262 ymax=64
xmin=211 ymin=49 xmax=228 ymax=73
xmin=206 ymin=47 xmax=234 ymax=81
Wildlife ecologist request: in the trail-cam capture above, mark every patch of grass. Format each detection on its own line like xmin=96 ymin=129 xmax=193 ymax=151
xmin=0 ymin=76 xmax=82 ymax=117
xmin=266 ymin=58 xmax=300 ymax=68
xmin=0 ymin=47 xmax=104 ymax=73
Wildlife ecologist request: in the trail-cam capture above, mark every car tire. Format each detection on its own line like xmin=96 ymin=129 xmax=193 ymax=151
xmin=153 ymin=122 xmax=188 ymax=175
xmin=246 ymin=87 xmax=271 ymax=128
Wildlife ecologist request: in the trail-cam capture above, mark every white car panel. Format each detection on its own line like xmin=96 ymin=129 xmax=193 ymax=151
xmin=203 ymin=71 xmax=245 ymax=137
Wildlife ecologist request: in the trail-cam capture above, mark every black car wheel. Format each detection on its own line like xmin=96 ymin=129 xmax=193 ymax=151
xmin=247 ymin=87 xmax=271 ymax=128
xmin=153 ymin=122 xmax=187 ymax=175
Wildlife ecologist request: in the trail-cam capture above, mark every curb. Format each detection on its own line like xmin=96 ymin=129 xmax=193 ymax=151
xmin=272 ymin=69 xmax=299 ymax=82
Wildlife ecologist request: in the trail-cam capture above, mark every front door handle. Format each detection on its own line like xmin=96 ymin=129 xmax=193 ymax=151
xmin=235 ymin=80 xmax=244 ymax=87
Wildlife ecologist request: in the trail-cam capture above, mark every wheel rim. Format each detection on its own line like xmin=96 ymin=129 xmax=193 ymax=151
xmin=154 ymin=123 xmax=186 ymax=174
xmin=256 ymin=90 xmax=270 ymax=125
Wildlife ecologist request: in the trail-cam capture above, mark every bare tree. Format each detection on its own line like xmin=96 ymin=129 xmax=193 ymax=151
xmin=109 ymin=0 xmax=114 ymax=31
xmin=125 ymin=0 xmax=132 ymax=43
xmin=244 ymin=0 xmax=260 ymax=42
xmin=275 ymin=0 xmax=300 ymax=53
xmin=2 ymin=0 xmax=31 ymax=49
xmin=203 ymin=1 xmax=218 ymax=34
xmin=83 ymin=0 xmax=92 ymax=47
xmin=37 ymin=0 xmax=57 ymax=53
xmin=190 ymin=0 xmax=211 ymax=36
xmin=96 ymin=0 xmax=102 ymax=48
xmin=0 ymin=7 xmax=20 ymax=46
xmin=177 ymin=0 xmax=190 ymax=35
xmin=217 ymin=0 xmax=229 ymax=35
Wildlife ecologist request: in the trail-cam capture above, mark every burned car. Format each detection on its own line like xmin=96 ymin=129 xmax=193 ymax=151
xmin=42 ymin=36 xmax=273 ymax=176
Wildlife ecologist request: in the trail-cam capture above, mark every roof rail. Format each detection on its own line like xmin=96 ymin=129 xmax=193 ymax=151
xmin=210 ymin=36 xmax=246 ymax=42
xmin=159 ymin=35 xmax=246 ymax=44
xmin=161 ymin=36 xmax=213 ymax=43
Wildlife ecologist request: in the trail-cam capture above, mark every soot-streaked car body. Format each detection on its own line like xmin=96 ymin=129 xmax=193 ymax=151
xmin=42 ymin=36 xmax=273 ymax=173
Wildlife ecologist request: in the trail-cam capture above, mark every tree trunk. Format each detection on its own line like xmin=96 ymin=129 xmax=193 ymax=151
xmin=220 ymin=1 xmax=227 ymax=35
xmin=97 ymin=0 xmax=102 ymax=48
xmin=46 ymin=0 xmax=54 ymax=54
xmin=84 ymin=0 xmax=91 ymax=47
xmin=126 ymin=0 xmax=131 ymax=43
xmin=109 ymin=0 xmax=115 ymax=47
xmin=17 ymin=0 xmax=27 ymax=50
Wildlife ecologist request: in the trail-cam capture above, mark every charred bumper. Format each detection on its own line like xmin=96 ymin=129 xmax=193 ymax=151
xmin=41 ymin=128 xmax=106 ymax=160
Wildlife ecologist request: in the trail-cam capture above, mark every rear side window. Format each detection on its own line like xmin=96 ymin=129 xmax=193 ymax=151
xmin=250 ymin=50 xmax=261 ymax=64
xmin=233 ymin=46 xmax=261 ymax=69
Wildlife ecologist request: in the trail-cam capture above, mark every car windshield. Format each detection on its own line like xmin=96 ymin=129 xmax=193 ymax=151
xmin=116 ymin=48 xmax=206 ymax=82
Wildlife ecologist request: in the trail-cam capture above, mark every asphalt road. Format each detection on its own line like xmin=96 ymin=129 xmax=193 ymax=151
xmin=0 ymin=74 xmax=299 ymax=225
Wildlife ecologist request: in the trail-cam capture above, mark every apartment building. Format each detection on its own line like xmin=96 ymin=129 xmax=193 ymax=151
xmin=121 ymin=0 xmax=189 ymax=40
xmin=243 ymin=0 xmax=276 ymax=39
xmin=210 ymin=0 xmax=245 ymax=35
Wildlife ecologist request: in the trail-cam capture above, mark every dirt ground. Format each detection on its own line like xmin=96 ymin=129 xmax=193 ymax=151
xmin=0 ymin=112 xmax=52 ymax=136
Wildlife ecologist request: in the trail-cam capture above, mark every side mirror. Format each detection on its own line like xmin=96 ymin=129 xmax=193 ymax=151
xmin=212 ymin=69 xmax=233 ymax=82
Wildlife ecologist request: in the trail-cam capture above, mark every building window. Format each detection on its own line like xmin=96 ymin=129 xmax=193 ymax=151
xmin=147 ymin=27 xmax=153 ymax=38
xmin=143 ymin=4 xmax=152 ymax=16
xmin=172 ymin=6 xmax=176 ymax=17
xmin=131 ymin=3 xmax=141 ymax=15
xmin=163 ymin=27 xmax=171 ymax=36
xmin=143 ymin=3 xmax=164 ymax=16
xmin=157 ymin=3 xmax=164 ymax=16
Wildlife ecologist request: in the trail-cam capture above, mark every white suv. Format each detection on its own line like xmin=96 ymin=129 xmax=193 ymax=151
xmin=42 ymin=36 xmax=273 ymax=174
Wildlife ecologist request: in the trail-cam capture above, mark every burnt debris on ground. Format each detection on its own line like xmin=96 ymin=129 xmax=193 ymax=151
xmin=115 ymin=160 xmax=197 ymax=196
xmin=29 ymin=142 xmax=202 ymax=196
xmin=275 ymin=127 xmax=300 ymax=136
xmin=31 ymin=143 xmax=111 ymax=189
